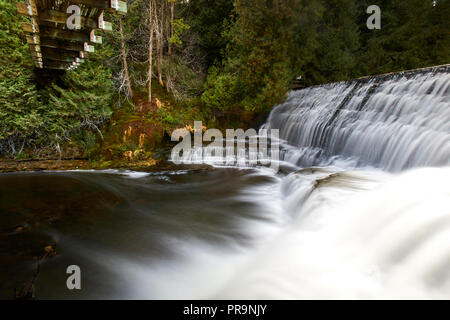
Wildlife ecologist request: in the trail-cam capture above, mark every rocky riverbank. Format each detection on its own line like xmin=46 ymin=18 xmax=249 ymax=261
xmin=0 ymin=158 xmax=213 ymax=174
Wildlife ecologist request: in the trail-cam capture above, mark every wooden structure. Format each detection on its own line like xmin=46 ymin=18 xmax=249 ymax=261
xmin=16 ymin=0 xmax=127 ymax=70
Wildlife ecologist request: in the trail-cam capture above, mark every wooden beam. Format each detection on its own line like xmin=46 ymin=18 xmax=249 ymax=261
xmin=40 ymin=10 xmax=94 ymax=28
xmin=98 ymin=11 xmax=113 ymax=31
xmin=28 ymin=44 xmax=41 ymax=53
xmin=43 ymin=60 xmax=72 ymax=68
xmin=67 ymin=0 xmax=128 ymax=14
xmin=40 ymin=26 xmax=90 ymax=43
xmin=29 ymin=0 xmax=38 ymax=16
xmin=84 ymin=42 xmax=95 ymax=53
xmin=111 ymin=1 xmax=128 ymax=15
xmin=26 ymin=34 xmax=40 ymax=45
xmin=30 ymin=51 xmax=42 ymax=58
xmin=68 ymin=0 xmax=110 ymax=9
xmin=45 ymin=65 xmax=68 ymax=70
xmin=39 ymin=9 xmax=112 ymax=31
xmin=43 ymin=56 xmax=76 ymax=63
xmin=39 ymin=38 xmax=84 ymax=52
xmin=22 ymin=22 xmax=39 ymax=33
xmin=90 ymin=30 xmax=102 ymax=44
xmin=42 ymin=47 xmax=81 ymax=58
xmin=16 ymin=2 xmax=38 ymax=16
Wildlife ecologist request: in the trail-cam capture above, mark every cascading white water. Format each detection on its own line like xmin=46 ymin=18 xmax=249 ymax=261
xmin=215 ymin=66 xmax=450 ymax=299
xmin=265 ymin=65 xmax=450 ymax=172
xmin=219 ymin=167 xmax=450 ymax=299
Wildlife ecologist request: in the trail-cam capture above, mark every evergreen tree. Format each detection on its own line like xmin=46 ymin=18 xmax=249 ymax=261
xmin=185 ymin=0 xmax=234 ymax=67
xmin=357 ymin=0 xmax=449 ymax=75
xmin=42 ymin=59 xmax=114 ymax=146
xmin=202 ymin=0 xmax=324 ymax=112
xmin=303 ymin=0 xmax=361 ymax=85
xmin=0 ymin=0 xmax=42 ymax=156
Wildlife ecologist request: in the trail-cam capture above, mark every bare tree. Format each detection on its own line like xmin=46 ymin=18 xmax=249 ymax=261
xmin=147 ymin=0 xmax=156 ymax=103
xmin=166 ymin=0 xmax=175 ymax=92
xmin=119 ymin=17 xmax=133 ymax=99
xmin=155 ymin=0 xmax=165 ymax=87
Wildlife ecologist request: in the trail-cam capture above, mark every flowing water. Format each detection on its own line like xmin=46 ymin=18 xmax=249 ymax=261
xmin=0 ymin=66 xmax=449 ymax=299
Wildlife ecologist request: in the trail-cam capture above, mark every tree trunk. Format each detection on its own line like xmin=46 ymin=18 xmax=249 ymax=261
xmin=156 ymin=1 xmax=164 ymax=87
xmin=166 ymin=1 xmax=174 ymax=92
xmin=147 ymin=0 xmax=155 ymax=103
xmin=119 ymin=18 xmax=133 ymax=99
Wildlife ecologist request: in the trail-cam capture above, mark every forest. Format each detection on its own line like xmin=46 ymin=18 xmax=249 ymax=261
xmin=1 ymin=0 xmax=449 ymax=162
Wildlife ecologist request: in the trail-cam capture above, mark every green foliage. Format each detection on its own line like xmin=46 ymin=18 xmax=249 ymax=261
xmin=303 ymin=0 xmax=361 ymax=85
xmin=170 ymin=18 xmax=190 ymax=46
xmin=0 ymin=0 xmax=43 ymax=154
xmin=157 ymin=107 xmax=180 ymax=125
xmin=201 ymin=0 xmax=323 ymax=112
xmin=185 ymin=0 xmax=234 ymax=66
xmin=201 ymin=67 xmax=241 ymax=112
xmin=201 ymin=0 xmax=449 ymax=114
xmin=167 ymin=56 xmax=205 ymax=100
xmin=358 ymin=0 xmax=450 ymax=75
xmin=42 ymin=60 xmax=114 ymax=143
xmin=0 ymin=0 xmax=115 ymax=157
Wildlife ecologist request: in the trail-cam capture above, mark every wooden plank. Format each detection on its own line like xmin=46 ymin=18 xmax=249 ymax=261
xmin=118 ymin=1 xmax=128 ymax=15
xmin=39 ymin=38 xmax=85 ymax=52
xmin=26 ymin=34 xmax=40 ymax=44
xmin=16 ymin=2 xmax=38 ymax=16
xmin=22 ymin=23 xmax=34 ymax=33
xmin=69 ymin=0 xmax=110 ymax=9
xmin=43 ymin=55 xmax=76 ymax=63
xmin=84 ymin=42 xmax=95 ymax=53
xmin=102 ymin=21 xmax=113 ymax=31
xmin=44 ymin=60 xmax=72 ymax=68
xmin=90 ymin=30 xmax=102 ymax=44
xmin=44 ymin=56 xmax=76 ymax=63
xmin=39 ymin=9 xmax=110 ymax=30
xmin=30 ymin=51 xmax=42 ymax=58
xmin=28 ymin=44 xmax=41 ymax=53
xmin=42 ymin=47 xmax=81 ymax=58
xmin=40 ymin=26 xmax=90 ymax=42
xmin=111 ymin=0 xmax=127 ymax=15
xmin=29 ymin=0 xmax=38 ymax=16
xmin=97 ymin=11 xmax=113 ymax=31
xmin=79 ymin=51 xmax=88 ymax=59
xmin=45 ymin=65 xmax=68 ymax=70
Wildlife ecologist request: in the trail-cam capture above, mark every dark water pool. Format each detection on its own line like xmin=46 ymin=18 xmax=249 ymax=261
xmin=0 ymin=169 xmax=281 ymax=299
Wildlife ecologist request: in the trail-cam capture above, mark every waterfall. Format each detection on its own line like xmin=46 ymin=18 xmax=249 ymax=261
xmin=265 ymin=65 xmax=450 ymax=172
xmin=213 ymin=65 xmax=450 ymax=299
